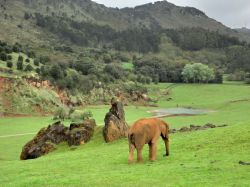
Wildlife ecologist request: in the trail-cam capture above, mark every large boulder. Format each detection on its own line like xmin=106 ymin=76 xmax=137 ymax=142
xmin=20 ymin=121 xmax=66 ymax=160
xmin=67 ymin=119 xmax=96 ymax=146
xmin=103 ymin=98 xmax=128 ymax=142
xmin=20 ymin=120 xmax=96 ymax=160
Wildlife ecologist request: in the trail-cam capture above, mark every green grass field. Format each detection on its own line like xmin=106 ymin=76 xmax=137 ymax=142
xmin=0 ymin=83 xmax=250 ymax=186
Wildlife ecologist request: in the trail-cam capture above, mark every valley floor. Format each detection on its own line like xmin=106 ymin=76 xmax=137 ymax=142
xmin=0 ymin=83 xmax=250 ymax=186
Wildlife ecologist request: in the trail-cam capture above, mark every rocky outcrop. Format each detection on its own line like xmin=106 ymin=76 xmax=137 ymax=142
xmin=67 ymin=120 xmax=96 ymax=146
xmin=20 ymin=119 xmax=96 ymax=160
xmin=170 ymin=123 xmax=227 ymax=134
xmin=103 ymin=98 xmax=128 ymax=142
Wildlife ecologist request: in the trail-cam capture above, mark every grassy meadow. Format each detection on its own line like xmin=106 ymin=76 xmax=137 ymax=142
xmin=0 ymin=83 xmax=250 ymax=186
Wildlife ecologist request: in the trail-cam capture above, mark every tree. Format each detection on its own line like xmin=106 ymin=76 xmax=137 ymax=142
xmin=226 ymin=45 xmax=250 ymax=73
xmin=103 ymin=54 xmax=112 ymax=64
xmin=0 ymin=52 xmax=7 ymax=61
xmin=25 ymin=58 xmax=30 ymax=63
xmin=49 ymin=64 xmax=64 ymax=80
xmin=182 ymin=63 xmax=215 ymax=83
xmin=24 ymin=12 xmax=31 ymax=20
xmin=7 ymin=55 xmax=12 ymax=60
xmin=75 ymin=58 xmax=95 ymax=75
xmin=27 ymin=51 xmax=36 ymax=58
xmin=17 ymin=61 xmax=23 ymax=70
xmin=104 ymin=64 xmax=125 ymax=79
xmin=34 ymin=59 xmax=40 ymax=66
xmin=245 ymin=73 xmax=250 ymax=84
xmin=182 ymin=64 xmax=194 ymax=82
xmin=18 ymin=55 xmax=23 ymax=62
xmin=25 ymin=64 xmax=33 ymax=71
xmin=35 ymin=68 xmax=40 ymax=74
xmin=6 ymin=61 xmax=13 ymax=68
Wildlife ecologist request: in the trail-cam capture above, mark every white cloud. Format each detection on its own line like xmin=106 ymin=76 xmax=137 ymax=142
xmin=92 ymin=0 xmax=250 ymax=28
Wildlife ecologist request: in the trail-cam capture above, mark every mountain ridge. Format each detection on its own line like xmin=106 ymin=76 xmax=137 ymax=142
xmin=0 ymin=0 xmax=250 ymax=53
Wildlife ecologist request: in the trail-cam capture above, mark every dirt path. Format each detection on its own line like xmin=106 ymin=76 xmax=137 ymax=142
xmin=0 ymin=132 xmax=36 ymax=138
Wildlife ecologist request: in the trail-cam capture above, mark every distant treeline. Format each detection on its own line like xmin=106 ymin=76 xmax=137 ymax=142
xmin=34 ymin=13 xmax=248 ymax=53
xmin=35 ymin=13 xmax=160 ymax=53
xmin=163 ymin=28 xmax=245 ymax=51
xmin=133 ymin=57 xmax=223 ymax=84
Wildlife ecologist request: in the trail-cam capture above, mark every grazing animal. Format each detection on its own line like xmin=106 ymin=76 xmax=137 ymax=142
xmin=128 ymin=118 xmax=170 ymax=163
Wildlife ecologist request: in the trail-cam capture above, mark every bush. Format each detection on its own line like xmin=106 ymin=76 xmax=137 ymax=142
xmin=39 ymin=56 xmax=50 ymax=64
xmin=226 ymin=71 xmax=246 ymax=81
xmin=4 ymin=46 xmax=12 ymax=54
xmin=17 ymin=61 xmax=23 ymax=70
xmin=25 ymin=58 xmax=30 ymax=63
xmin=103 ymin=54 xmax=112 ymax=64
xmin=12 ymin=45 xmax=21 ymax=53
xmin=24 ymin=12 xmax=31 ymax=20
xmin=103 ymin=64 xmax=125 ymax=79
xmin=35 ymin=68 xmax=41 ymax=74
xmin=182 ymin=63 xmax=215 ymax=83
xmin=27 ymin=51 xmax=36 ymax=58
xmin=53 ymin=107 xmax=69 ymax=121
xmin=18 ymin=55 xmax=24 ymax=62
xmin=6 ymin=61 xmax=13 ymax=68
xmin=70 ymin=110 xmax=93 ymax=122
xmin=25 ymin=64 xmax=33 ymax=71
xmin=245 ymin=73 xmax=250 ymax=84
xmin=7 ymin=55 xmax=12 ymax=60
xmin=34 ymin=59 xmax=40 ymax=66
xmin=0 ymin=52 xmax=7 ymax=61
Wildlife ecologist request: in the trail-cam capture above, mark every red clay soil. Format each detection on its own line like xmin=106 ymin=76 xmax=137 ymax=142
xmin=27 ymin=78 xmax=70 ymax=106
xmin=31 ymin=104 xmax=52 ymax=116
xmin=0 ymin=77 xmax=39 ymax=118
xmin=0 ymin=77 xmax=58 ymax=117
xmin=0 ymin=77 xmax=6 ymax=91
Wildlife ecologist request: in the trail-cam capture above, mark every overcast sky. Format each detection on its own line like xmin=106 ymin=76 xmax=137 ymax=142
xmin=92 ymin=0 xmax=250 ymax=28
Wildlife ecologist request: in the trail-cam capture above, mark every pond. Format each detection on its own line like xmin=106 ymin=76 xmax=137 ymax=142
xmin=149 ymin=108 xmax=212 ymax=117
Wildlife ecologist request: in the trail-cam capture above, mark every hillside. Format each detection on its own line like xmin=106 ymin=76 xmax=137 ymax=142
xmin=0 ymin=0 xmax=250 ymax=50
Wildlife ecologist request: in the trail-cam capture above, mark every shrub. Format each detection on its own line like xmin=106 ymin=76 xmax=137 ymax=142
xmin=70 ymin=110 xmax=93 ymax=122
xmin=39 ymin=56 xmax=50 ymax=64
xmin=103 ymin=54 xmax=112 ymax=64
xmin=35 ymin=68 xmax=41 ymax=74
xmin=182 ymin=63 xmax=215 ymax=83
xmin=7 ymin=55 xmax=12 ymax=60
xmin=24 ymin=64 xmax=33 ymax=71
xmin=24 ymin=12 xmax=31 ymax=20
xmin=12 ymin=45 xmax=20 ymax=53
xmin=27 ymin=51 xmax=36 ymax=58
xmin=0 ymin=52 xmax=7 ymax=61
xmin=25 ymin=58 xmax=30 ymax=63
xmin=18 ymin=55 xmax=23 ymax=62
xmin=245 ymin=72 xmax=250 ymax=84
xmin=53 ymin=107 xmax=69 ymax=121
xmin=6 ymin=61 xmax=13 ymax=68
xmin=103 ymin=64 xmax=125 ymax=79
xmin=17 ymin=61 xmax=23 ymax=70
xmin=4 ymin=46 xmax=12 ymax=54
xmin=34 ymin=59 xmax=40 ymax=66
xmin=226 ymin=71 xmax=246 ymax=81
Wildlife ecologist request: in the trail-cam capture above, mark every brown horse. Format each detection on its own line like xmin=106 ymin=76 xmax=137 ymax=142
xmin=128 ymin=118 xmax=170 ymax=163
